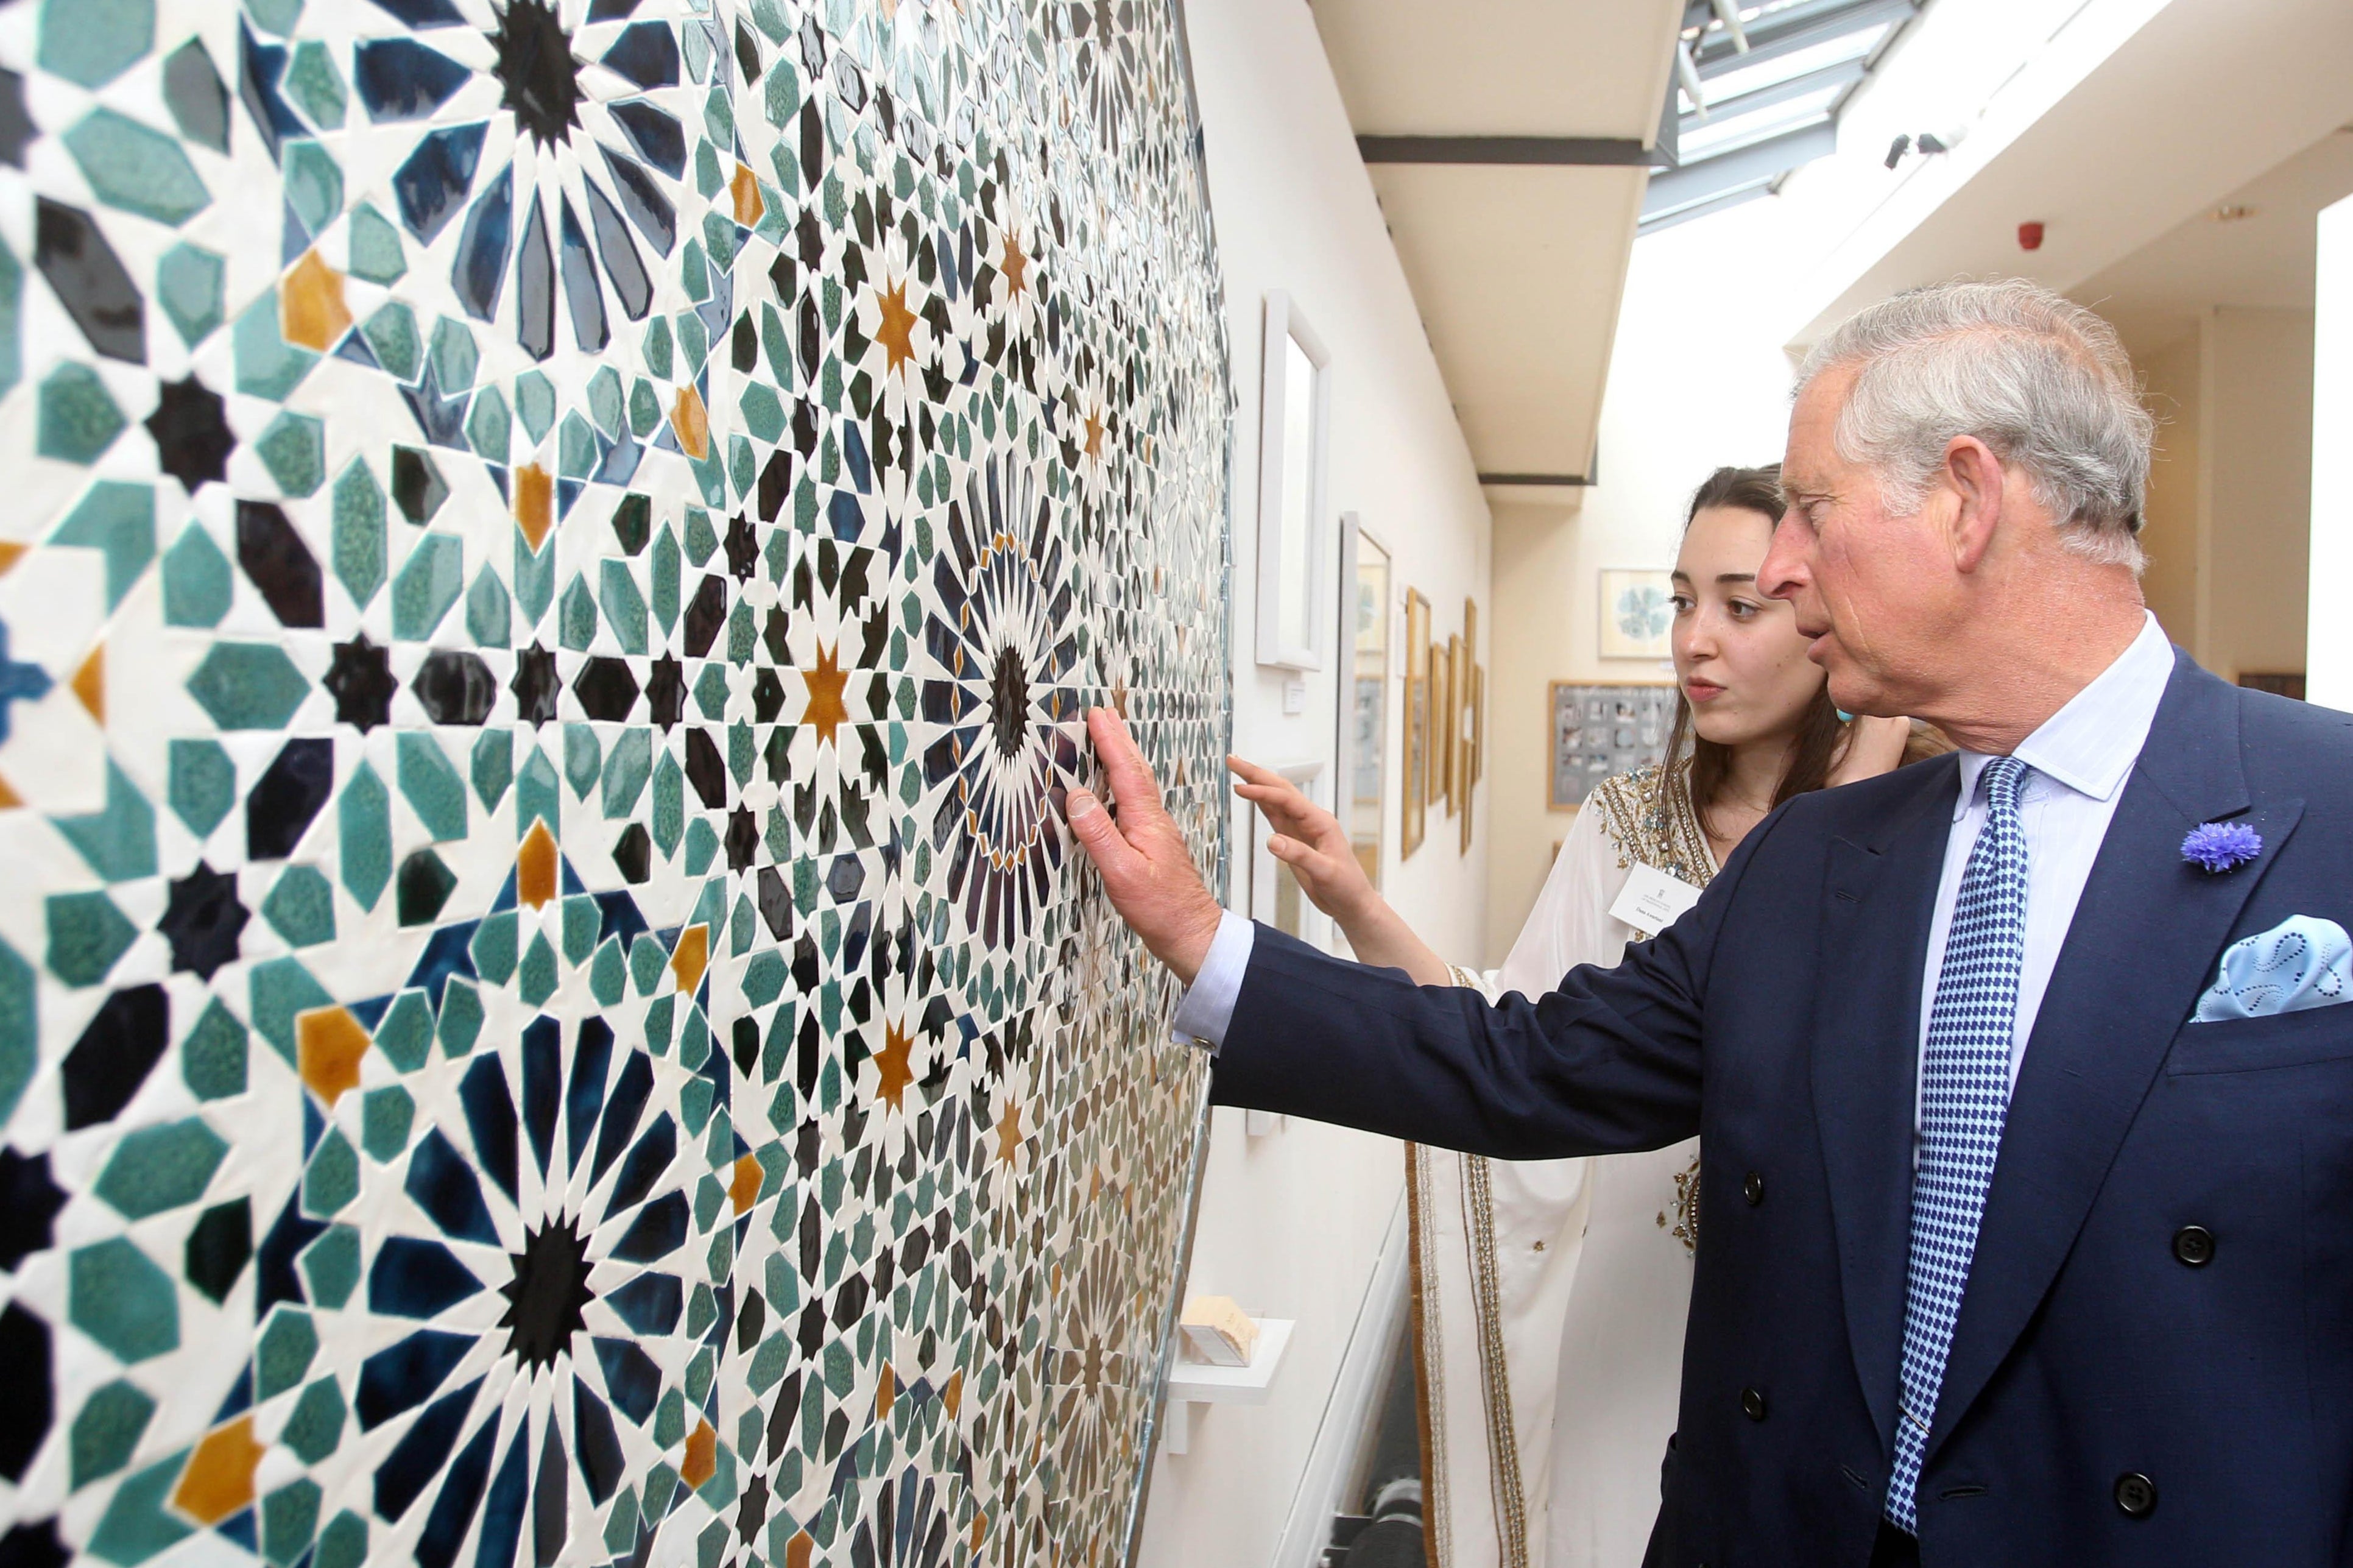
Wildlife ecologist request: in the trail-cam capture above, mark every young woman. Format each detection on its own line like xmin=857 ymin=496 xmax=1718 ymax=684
xmin=1233 ymin=466 xmax=1946 ymax=1568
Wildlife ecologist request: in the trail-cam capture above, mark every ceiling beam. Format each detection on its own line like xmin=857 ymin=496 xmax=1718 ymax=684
xmin=1642 ymin=119 xmax=1838 ymax=222
xmin=1678 ymin=55 xmax=1868 ymax=139
xmin=1356 ymin=135 xmax=1653 ymax=168
xmin=1692 ymin=0 xmax=1914 ymax=78
xmin=1479 ymin=471 xmax=1595 ymax=487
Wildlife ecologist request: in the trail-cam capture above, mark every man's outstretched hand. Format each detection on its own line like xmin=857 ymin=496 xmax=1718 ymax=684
xmin=1064 ymin=707 xmax=1224 ymax=985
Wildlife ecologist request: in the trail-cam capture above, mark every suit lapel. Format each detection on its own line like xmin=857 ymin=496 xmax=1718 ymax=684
xmin=1925 ymin=659 xmax=2300 ymax=1460
xmin=1813 ymin=759 xmax=1958 ymax=1455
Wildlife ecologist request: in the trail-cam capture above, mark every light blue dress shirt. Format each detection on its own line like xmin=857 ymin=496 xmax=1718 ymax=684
xmin=1172 ymin=613 xmax=2179 ymax=1087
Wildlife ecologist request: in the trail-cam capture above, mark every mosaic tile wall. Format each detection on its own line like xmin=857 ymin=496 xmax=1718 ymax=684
xmin=0 ymin=1 xmax=1233 ymax=1564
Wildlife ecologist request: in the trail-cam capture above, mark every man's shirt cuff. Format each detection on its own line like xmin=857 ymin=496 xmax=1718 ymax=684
xmin=1169 ymin=910 xmax=1254 ymax=1051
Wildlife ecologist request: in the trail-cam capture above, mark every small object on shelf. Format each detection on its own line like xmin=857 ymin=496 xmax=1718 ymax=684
xmin=1163 ymin=1314 xmax=1296 ymax=1455
xmin=1179 ymin=1294 xmax=1259 ymax=1366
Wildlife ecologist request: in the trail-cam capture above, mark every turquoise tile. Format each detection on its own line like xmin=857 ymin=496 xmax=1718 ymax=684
xmin=302 ymin=1125 xmax=357 ymax=1217
xmin=180 ymin=998 xmax=247 ymax=1100
xmin=588 ymin=937 xmax=626 ymax=1006
xmin=283 ymin=141 xmax=344 ymax=241
xmin=641 ymin=314 xmax=674 ymax=379
xmin=559 ymin=410 xmax=598 ymax=479
xmin=68 ymin=1379 xmax=156 ymax=1488
xmin=69 ymin=1238 xmax=179 ymax=1363
xmin=245 ymin=0 xmax=303 ymax=34
xmin=0 ymin=235 xmax=19 ymax=395
xmin=563 ymin=722 xmax=601 ymax=797
xmin=518 ymin=930 xmax=557 ymax=1006
xmin=51 ymin=481 xmax=155 ymax=610
xmin=517 ymin=745 xmax=560 ymax=832
xmin=233 ymin=289 xmax=317 ymax=400
xmin=54 ymin=761 xmax=157 ymax=882
xmin=359 ymin=1084 xmax=413 ymax=1162
xmin=465 ymin=383 xmax=510 ymax=463
xmin=390 ymin=532 xmax=463 ymax=640
xmin=186 ymin=643 xmax=309 ymax=729
xmin=561 ymin=894 xmax=598 ymax=966
xmin=155 ymin=243 xmax=226 ymax=349
xmin=468 ymin=730 xmax=512 ymax=811
xmin=248 ymin=955 xmax=330 ymax=1064
xmin=513 ymin=532 xmax=554 ymax=626
xmin=168 ymin=737 xmax=235 ymax=837
xmin=281 ymin=1383 xmax=347 ymax=1468
xmin=559 ymin=572 xmax=598 ymax=651
xmin=600 ymin=560 xmax=648 ymax=654
xmin=256 ymin=411 xmax=327 ymax=498
xmin=652 ymin=526 xmax=679 ymax=632
xmin=45 ymin=889 xmax=136 ymax=987
xmin=331 ymin=459 xmax=386 ymax=607
xmin=283 ymin=42 xmax=347 ymax=132
xmin=37 ymin=363 xmax=125 ymax=464
xmin=38 ymin=0 xmax=153 ymax=89
xmin=262 ymin=1478 xmax=322 ymax=1567
xmin=346 ymin=203 xmax=405 ymax=285
xmin=429 ymin=316 xmax=476 ymax=391
xmin=360 ymin=302 xmax=421 ymax=383
xmin=261 ymin=863 xmax=336 ymax=946
xmin=369 ymin=989 xmax=431 ymax=1073
xmin=85 ymin=1451 xmax=194 ymax=1563
xmin=629 ymin=377 xmax=661 ymax=438
xmin=337 ymin=761 xmax=390 ymax=910
xmin=93 ymin=1118 xmax=228 ymax=1219
xmin=65 ymin=110 xmax=210 ymax=226
xmin=313 ymin=1510 xmax=365 ymax=1568
xmin=161 ymin=523 xmax=232 ymax=627
xmin=515 ymin=370 xmax=555 ymax=446
xmin=601 ymin=727 xmax=652 ymax=818
xmin=255 ymin=1307 xmax=317 ymax=1399
xmin=395 ymin=732 xmax=467 ymax=841
xmin=651 ymin=751 xmax=682 ymax=855
xmin=437 ymin=975 xmax=484 ymax=1055
xmin=588 ymin=366 xmax=626 ymax=439
xmin=464 ymin=565 xmax=510 ymax=649
xmin=297 ymin=1222 xmax=358 ymax=1307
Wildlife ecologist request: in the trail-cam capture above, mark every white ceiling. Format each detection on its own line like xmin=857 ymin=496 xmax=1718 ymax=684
xmin=2075 ymin=129 xmax=2353 ymax=356
xmin=1788 ymin=0 xmax=2353 ymax=348
xmin=1309 ymin=0 xmax=1685 ymax=490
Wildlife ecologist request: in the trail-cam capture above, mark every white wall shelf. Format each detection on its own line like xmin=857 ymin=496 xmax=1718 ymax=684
xmin=1162 ymin=1315 xmax=1295 ymax=1455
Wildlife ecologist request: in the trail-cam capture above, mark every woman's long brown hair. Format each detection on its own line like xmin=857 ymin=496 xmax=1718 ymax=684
xmin=1661 ymin=464 xmax=1847 ymax=844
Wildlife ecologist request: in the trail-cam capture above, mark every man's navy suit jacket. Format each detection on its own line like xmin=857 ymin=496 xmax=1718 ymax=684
xmin=1212 ymin=654 xmax=2353 ymax=1566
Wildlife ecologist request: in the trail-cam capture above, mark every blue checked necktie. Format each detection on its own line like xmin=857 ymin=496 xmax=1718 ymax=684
xmin=1886 ymin=755 xmax=2032 ymax=1532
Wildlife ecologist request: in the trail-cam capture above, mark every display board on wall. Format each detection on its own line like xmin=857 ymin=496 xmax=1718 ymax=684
xmin=1548 ymin=684 xmax=1679 ymax=808
xmin=0 ymin=2 xmax=1232 ymax=1566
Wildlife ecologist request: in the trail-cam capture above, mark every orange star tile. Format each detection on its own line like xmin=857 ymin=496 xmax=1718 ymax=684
xmin=731 ymin=162 xmax=765 ymax=228
xmin=944 ymin=1369 xmax=964 ymax=1418
xmin=874 ymin=1361 xmax=896 ymax=1420
xmin=1084 ymin=408 xmax=1104 ymax=460
xmin=514 ymin=464 xmax=554 ymax=549
xmin=0 ymin=772 xmax=23 ymax=810
xmin=0 ymin=543 xmax=26 ymax=576
xmin=873 ymin=1023 xmax=914 ymax=1111
xmin=671 ymin=385 xmax=710 ymax=461
xmin=296 ymin=1006 xmax=369 ymax=1107
xmin=875 ymin=281 xmax=919 ymax=375
xmin=730 ymin=1153 xmax=764 ymax=1213
xmin=172 ymin=1416 xmax=261 ymax=1525
xmin=681 ymin=1419 xmax=717 ymax=1490
xmin=517 ymin=818 xmax=557 ymax=908
xmin=1001 ymin=231 xmax=1029 ymax=297
xmin=800 ymin=641 xmax=849 ymax=747
xmin=280 ymin=250 xmax=350 ymax=353
xmin=671 ymin=923 xmax=710 ymax=998
xmin=994 ymin=1097 xmax=1024 ymax=1165
xmin=71 ymin=643 xmax=102 ymax=721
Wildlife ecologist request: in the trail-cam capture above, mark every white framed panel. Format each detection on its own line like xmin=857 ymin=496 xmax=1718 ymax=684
xmin=1257 ymin=291 xmax=1332 ymax=669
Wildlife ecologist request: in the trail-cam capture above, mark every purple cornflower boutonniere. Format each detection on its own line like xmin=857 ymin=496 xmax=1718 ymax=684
xmin=2182 ymin=821 xmax=2263 ymax=874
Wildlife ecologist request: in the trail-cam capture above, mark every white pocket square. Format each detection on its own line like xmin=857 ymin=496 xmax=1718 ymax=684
xmin=2195 ymin=916 xmax=2353 ymax=1022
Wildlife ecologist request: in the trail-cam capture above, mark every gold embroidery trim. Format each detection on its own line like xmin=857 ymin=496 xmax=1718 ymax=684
xmin=1462 ymin=1153 xmax=1531 ymax=1567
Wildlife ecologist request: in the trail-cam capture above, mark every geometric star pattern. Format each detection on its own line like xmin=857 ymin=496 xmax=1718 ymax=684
xmin=0 ymin=1 xmax=1232 ymax=1566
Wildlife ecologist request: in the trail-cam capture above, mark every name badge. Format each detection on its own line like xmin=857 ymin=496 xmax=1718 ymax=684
xmin=1608 ymin=861 xmax=1706 ymax=936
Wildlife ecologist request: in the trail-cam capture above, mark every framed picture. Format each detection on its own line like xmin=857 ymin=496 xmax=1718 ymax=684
xmin=1599 ymin=567 xmax=1674 ymax=660
xmin=1256 ymin=291 xmax=1331 ymax=670
xmin=1337 ymin=516 xmax=1390 ymax=891
xmin=1460 ymin=599 xmax=1481 ymax=853
xmin=1548 ymin=682 xmax=1679 ymax=808
xmin=1430 ymin=630 xmax=1449 ymax=810
xmin=1402 ymin=588 xmax=1429 ymax=859
xmin=1252 ymin=761 xmax=1328 ymax=946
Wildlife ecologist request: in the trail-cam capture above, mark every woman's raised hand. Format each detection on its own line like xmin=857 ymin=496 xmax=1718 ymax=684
xmin=1227 ymin=754 xmax=1377 ymax=927
xmin=1826 ymin=715 xmax=1913 ymax=788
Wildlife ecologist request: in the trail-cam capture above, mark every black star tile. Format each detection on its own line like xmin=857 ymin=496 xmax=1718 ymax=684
xmin=512 ymin=642 xmax=559 ymax=726
xmin=725 ymin=806 xmax=758 ymax=871
xmin=0 ymin=1304 xmax=49 ymax=1483
xmin=146 ymin=374 xmax=235 ymax=492
xmin=646 ymin=654 xmax=685 ymax=729
xmin=414 ymin=649 xmax=497 ymax=726
xmin=60 ymin=983 xmax=169 ymax=1129
xmin=160 ymin=866 xmax=248 ymax=981
xmin=183 ymin=1198 xmax=252 ymax=1304
xmin=324 ymin=634 xmax=397 ymax=732
xmin=724 ymin=512 xmax=757 ymax=580
xmin=0 ymin=1150 xmax=66 ymax=1272
xmin=0 ymin=1519 xmax=66 ymax=1568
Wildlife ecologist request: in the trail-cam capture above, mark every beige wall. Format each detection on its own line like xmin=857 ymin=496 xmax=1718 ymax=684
xmin=2127 ymin=307 xmax=2313 ymax=677
xmin=1137 ymin=0 xmax=1494 ymax=1559
xmin=1484 ymin=200 xmax=1799 ymax=963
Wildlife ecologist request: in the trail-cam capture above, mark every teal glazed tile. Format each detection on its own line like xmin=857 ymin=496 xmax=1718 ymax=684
xmin=5 ymin=0 xmax=1236 ymax=1559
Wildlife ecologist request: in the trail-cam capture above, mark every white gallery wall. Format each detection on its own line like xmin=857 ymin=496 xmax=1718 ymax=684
xmin=1135 ymin=0 xmax=1495 ymax=1561
xmin=2312 ymin=191 xmax=2353 ymax=710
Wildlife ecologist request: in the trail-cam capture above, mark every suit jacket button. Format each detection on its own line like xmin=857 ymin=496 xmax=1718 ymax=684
xmin=1743 ymin=1171 xmax=1765 ymax=1206
xmin=2172 ymin=1225 xmax=2214 ymax=1266
xmin=1741 ymin=1387 xmax=1767 ymax=1421
xmin=2114 ymin=1473 xmax=2157 ymax=1517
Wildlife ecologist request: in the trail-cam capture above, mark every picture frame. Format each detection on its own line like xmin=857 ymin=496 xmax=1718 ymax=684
xmin=1599 ymin=567 xmax=1674 ymax=660
xmin=1439 ymin=633 xmax=1461 ymax=817
xmin=1461 ymin=599 xmax=1481 ymax=853
xmin=1256 ymin=291 xmax=1332 ymax=670
xmin=1548 ymin=681 xmax=1679 ymax=809
xmin=1336 ymin=515 xmax=1391 ymax=891
xmin=1402 ymin=588 xmax=1429 ymax=859
xmin=1252 ymin=761 xmax=1329 ymax=947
